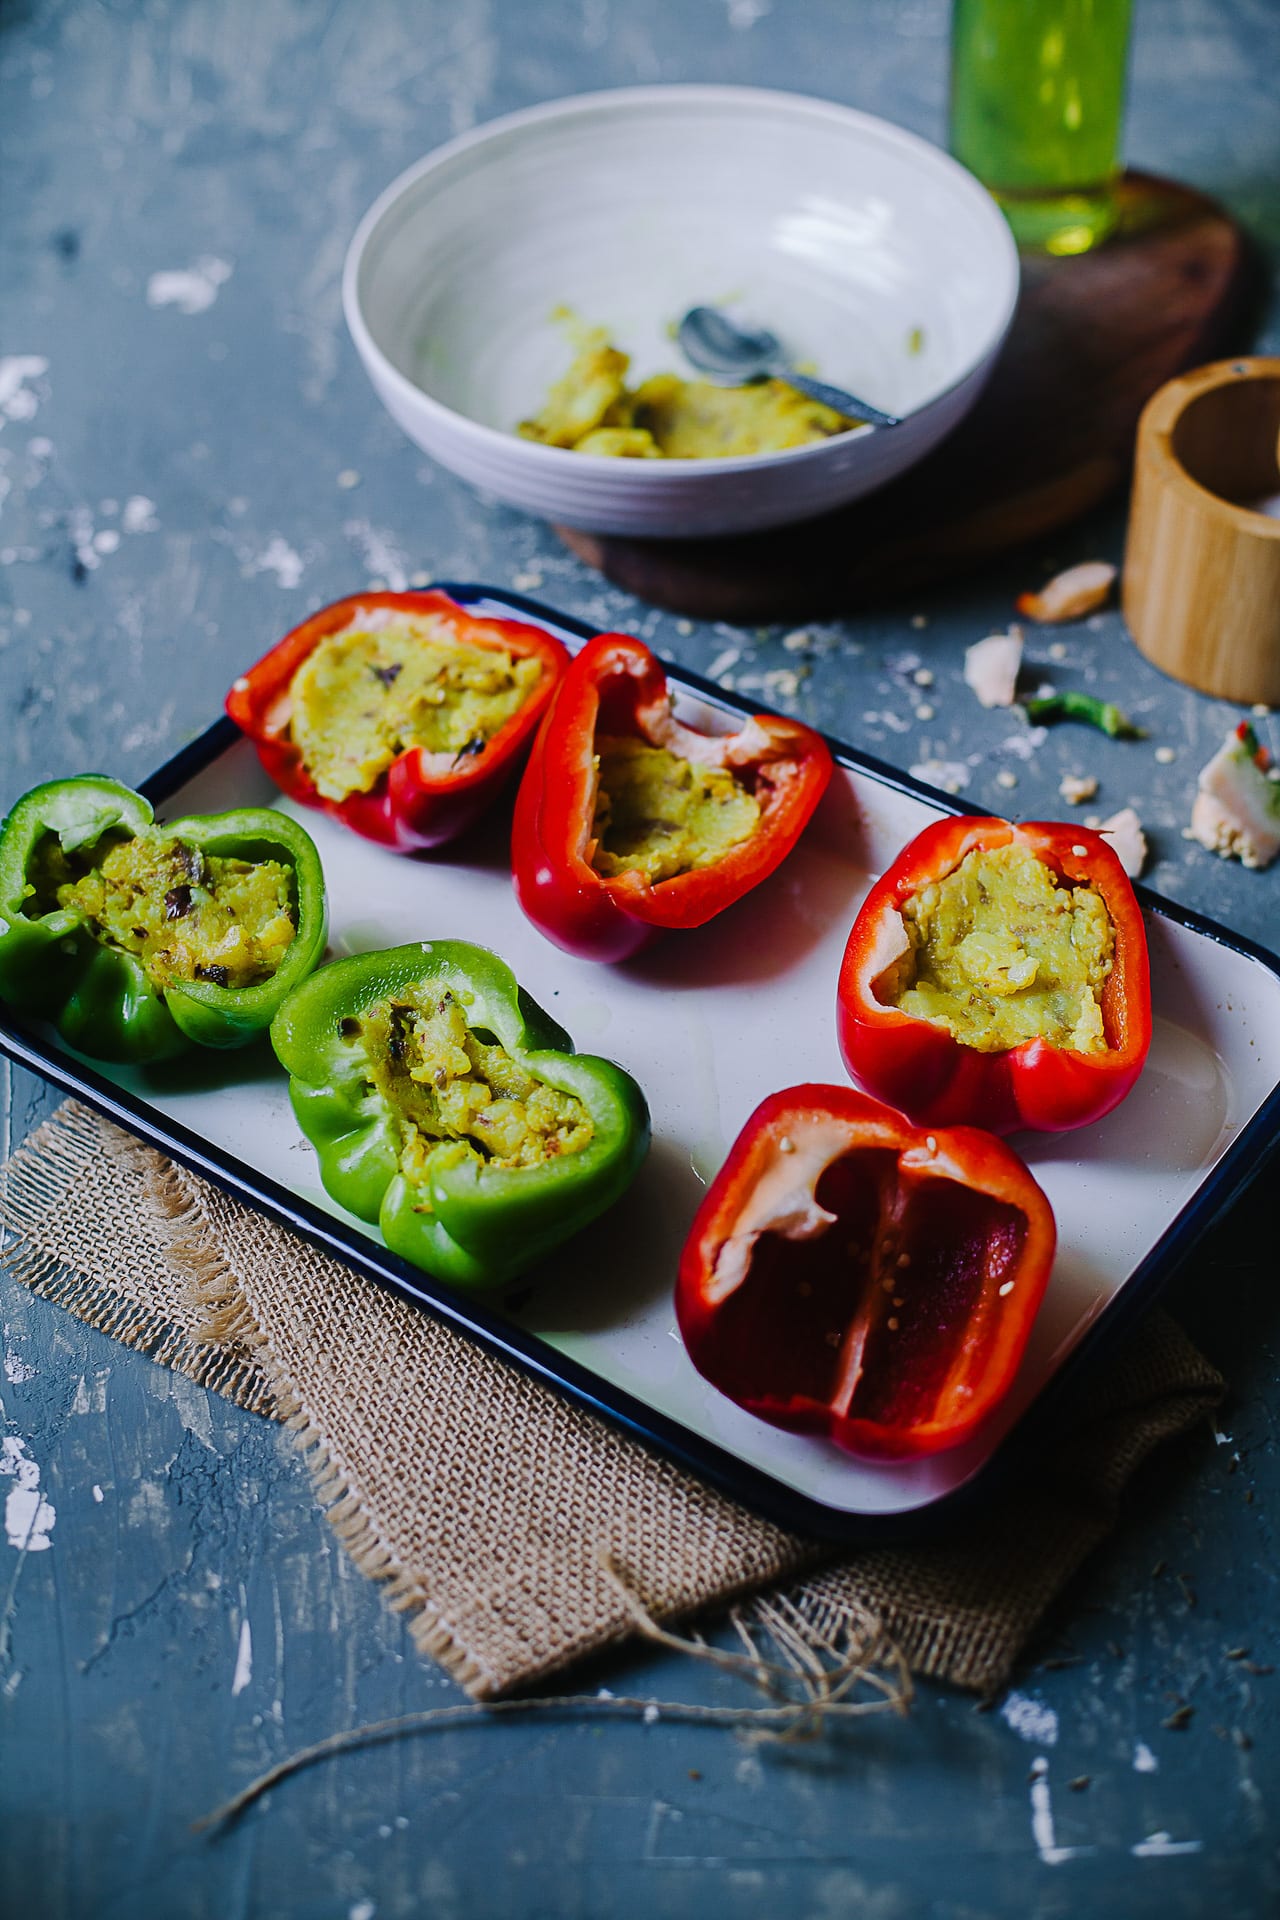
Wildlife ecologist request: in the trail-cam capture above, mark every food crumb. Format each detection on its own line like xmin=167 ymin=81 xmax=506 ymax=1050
xmin=1016 ymin=559 xmax=1116 ymax=624
xmin=1155 ymin=746 xmax=1176 ymax=764
xmin=337 ymin=469 xmax=360 ymax=489
xmin=1059 ymin=773 xmax=1099 ymax=805
xmin=915 ymin=703 xmax=935 ymax=721
xmin=1049 ymin=641 xmax=1068 ymax=662
xmin=1252 ymin=703 xmax=1271 ymax=717
xmin=778 ymin=1135 xmax=795 ymax=1154
xmin=912 ymin=667 xmax=934 ymax=687
xmin=512 ymin=569 xmax=544 ymax=591
xmin=409 ymin=570 xmax=433 ymax=588
xmin=999 ymin=1281 xmax=1015 ymax=1296
xmin=996 ymin=768 xmax=1018 ymax=790
xmin=964 ymin=628 xmax=1023 ymax=708
xmin=676 ymin=619 xmax=694 ymax=637
xmin=782 ymin=629 xmax=813 ymax=653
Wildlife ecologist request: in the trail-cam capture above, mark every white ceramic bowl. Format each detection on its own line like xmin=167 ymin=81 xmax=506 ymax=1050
xmin=343 ymin=86 xmax=1020 ymax=540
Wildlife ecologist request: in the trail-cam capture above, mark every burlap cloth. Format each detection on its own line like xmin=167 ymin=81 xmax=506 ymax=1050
xmin=0 ymin=1099 xmax=1223 ymax=1701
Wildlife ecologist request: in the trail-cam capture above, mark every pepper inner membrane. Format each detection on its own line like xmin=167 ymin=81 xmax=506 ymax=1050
xmin=884 ymin=842 xmax=1115 ymax=1053
xmin=26 ymin=830 xmax=296 ymax=991
xmin=355 ymin=986 xmax=594 ymax=1176
xmin=590 ymin=738 xmax=760 ymax=882
xmin=708 ymin=1149 xmax=1027 ymax=1433
xmin=288 ymin=612 xmax=544 ymax=801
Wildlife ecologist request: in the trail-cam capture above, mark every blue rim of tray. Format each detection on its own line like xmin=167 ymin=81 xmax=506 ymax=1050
xmin=3 ymin=580 xmax=1279 ymax=1544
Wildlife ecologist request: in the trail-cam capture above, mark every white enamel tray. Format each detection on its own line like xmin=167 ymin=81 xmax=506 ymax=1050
xmin=4 ymin=585 xmax=1279 ymax=1539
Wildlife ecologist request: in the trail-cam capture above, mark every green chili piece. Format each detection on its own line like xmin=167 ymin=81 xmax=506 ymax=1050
xmin=1022 ymin=691 xmax=1145 ymax=739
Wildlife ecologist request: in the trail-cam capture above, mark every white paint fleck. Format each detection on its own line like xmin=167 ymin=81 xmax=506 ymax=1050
xmin=2 ymin=1436 xmax=55 ymax=1552
xmin=1133 ymin=1741 xmax=1158 ymax=1772
xmin=92 ymin=1484 xmax=104 ymax=1503
xmin=1002 ymin=1691 xmax=1059 ymax=1745
xmin=232 ymin=1616 xmax=253 ymax=1696
xmin=1132 ymin=1832 xmax=1202 ymax=1857
xmin=249 ymin=536 xmax=305 ymax=589
xmin=0 ymin=357 xmax=48 ymax=424
xmin=71 ymin=1375 xmax=91 ymax=1414
xmin=122 ymin=495 xmax=158 ymax=534
xmin=170 ymin=1370 xmax=216 ymax=1451
xmin=909 ymin=758 xmax=970 ymax=794
xmin=999 ymin=726 xmax=1049 ymax=761
xmin=349 ymin=1902 xmax=376 ymax=1920
xmin=3 ymin=1338 xmax=35 ymax=1385
xmin=93 ymin=528 xmax=120 ymax=555
xmin=343 ymin=520 xmax=408 ymax=592
xmin=1028 ymin=1756 xmax=1090 ymax=1864
xmin=708 ymin=647 xmax=740 ymax=679
xmin=146 ymin=257 xmax=233 ymax=316
xmin=643 ymin=1703 xmax=660 ymax=1724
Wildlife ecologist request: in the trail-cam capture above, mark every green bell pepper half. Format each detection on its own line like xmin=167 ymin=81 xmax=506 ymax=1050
xmin=0 ymin=775 xmax=328 ymax=1062
xmin=270 ymin=939 xmax=651 ymax=1290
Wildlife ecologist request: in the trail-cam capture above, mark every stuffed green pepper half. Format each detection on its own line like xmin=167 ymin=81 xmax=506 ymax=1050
xmin=0 ymin=775 xmax=328 ymax=1062
xmin=270 ymin=939 xmax=650 ymax=1289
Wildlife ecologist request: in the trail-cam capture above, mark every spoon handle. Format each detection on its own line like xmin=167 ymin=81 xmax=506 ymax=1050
xmin=776 ymin=369 xmax=901 ymax=429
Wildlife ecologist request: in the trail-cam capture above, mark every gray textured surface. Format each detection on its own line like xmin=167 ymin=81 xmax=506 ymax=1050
xmin=2 ymin=2 xmax=1280 ymax=1915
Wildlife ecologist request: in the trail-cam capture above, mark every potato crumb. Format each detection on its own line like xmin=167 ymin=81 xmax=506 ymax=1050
xmin=1059 ymin=773 xmax=1099 ymax=805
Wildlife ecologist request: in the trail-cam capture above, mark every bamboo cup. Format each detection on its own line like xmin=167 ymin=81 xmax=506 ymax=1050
xmin=1123 ymin=357 xmax=1280 ymax=706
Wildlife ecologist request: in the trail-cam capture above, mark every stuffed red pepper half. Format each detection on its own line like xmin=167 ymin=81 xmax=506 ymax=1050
xmin=511 ymin=633 xmax=833 ymax=961
xmin=837 ymin=816 xmax=1151 ymax=1135
xmin=676 ymin=1085 xmax=1056 ymax=1460
xmin=226 ymin=590 xmax=570 ymax=852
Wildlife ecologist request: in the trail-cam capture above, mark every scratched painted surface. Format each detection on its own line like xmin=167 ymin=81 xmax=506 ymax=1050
xmin=2 ymin=1 xmax=1279 ymax=1915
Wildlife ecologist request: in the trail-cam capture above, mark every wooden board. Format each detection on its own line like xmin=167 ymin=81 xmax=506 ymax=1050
xmin=557 ymin=174 xmax=1258 ymax=623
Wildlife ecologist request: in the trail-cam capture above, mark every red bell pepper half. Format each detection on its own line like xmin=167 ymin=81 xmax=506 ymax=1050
xmin=226 ymin=591 xmax=570 ymax=853
xmin=837 ymin=816 xmax=1151 ymax=1135
xmin=510 ymin=633 xmax=833 ymax=961
xmin=676 ymin=1084 xmax=1056 ymax=1460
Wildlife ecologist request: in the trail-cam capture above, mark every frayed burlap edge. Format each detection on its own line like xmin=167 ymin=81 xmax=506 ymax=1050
xmin=142 ymin=1149 xmax=499 ymax=1697
xmin=0 ymin=1102 xmax=275 ymax=1417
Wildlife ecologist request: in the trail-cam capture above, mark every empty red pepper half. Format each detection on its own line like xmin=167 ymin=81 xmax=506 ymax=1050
xmin=511 ymin=632 xmax=833 ymax=961
xmin=676 ymin=1084 xmax=1056 ymax=1461
xmin=837 ymin=816 xmax=1152 ymax=1135
xmin=226 ymin=590 xmax=570 ymax=853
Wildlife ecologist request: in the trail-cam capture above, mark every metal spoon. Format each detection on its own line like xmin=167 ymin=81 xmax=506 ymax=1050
xmin=676 ymin=306 xmax=902 ymax=429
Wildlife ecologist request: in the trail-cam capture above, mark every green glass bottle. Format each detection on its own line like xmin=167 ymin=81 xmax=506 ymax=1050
xmin=949 ymin=0 xmax=1134 ymax=254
